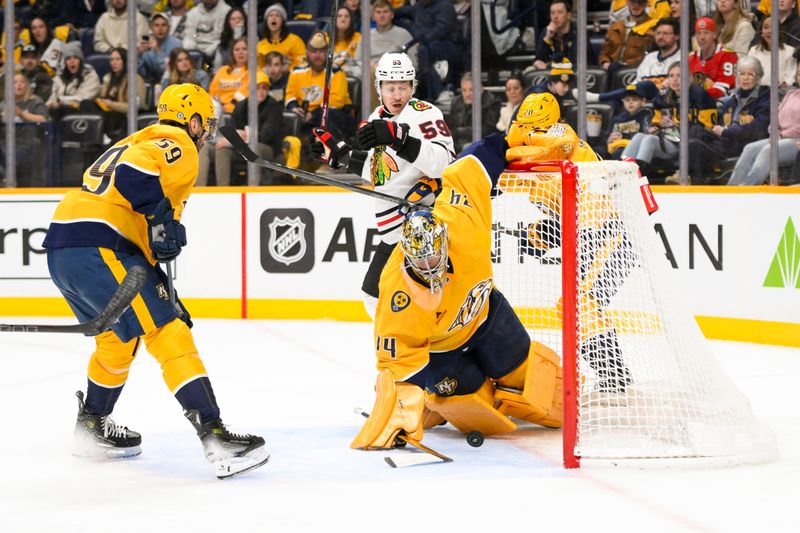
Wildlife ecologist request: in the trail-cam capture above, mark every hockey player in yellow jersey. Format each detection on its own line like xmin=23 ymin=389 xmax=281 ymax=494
xmin=502 ymin=91 xmax=634 ymax=398
xmin=42 ymin=84 xmax=269 ymax=479
xmin=505 ymin=92 xmax=599 ymax=164
xmin=352 ymin=133 xmax=563 ymax=451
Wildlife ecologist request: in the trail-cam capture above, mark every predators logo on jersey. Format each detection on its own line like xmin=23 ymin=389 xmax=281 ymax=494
xmin=434 ymin=377 xmax=458 ymax=396
xmin=448 ymin=278 xmax=493 ymax=333
xmin=371 ymin=148 xmax=399 ymax=186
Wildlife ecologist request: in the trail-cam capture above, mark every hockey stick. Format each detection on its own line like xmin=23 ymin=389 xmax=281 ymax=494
xmin=354 ymin=407 xmax=453 ymax=467
xmin=320 ymin=0 xmax=338 ymax=129
xmin=0 ymin=265 xmax=147 ymax=335
xmin=220 ymin=126 xmax=413 ymax=209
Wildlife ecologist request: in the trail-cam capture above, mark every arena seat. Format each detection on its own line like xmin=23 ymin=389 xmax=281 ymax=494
xmin=86 ymin=53 xmax=111 ymax=80
xmin=58 ymin=114 xmax=105 ymax=187
xmin=609 ymin=67 xmax=639 ymax=91
xmin=286 ymin=20 xmax=319 ymax=43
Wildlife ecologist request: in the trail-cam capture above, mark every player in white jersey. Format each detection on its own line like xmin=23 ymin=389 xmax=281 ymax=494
xmin=311 ymin=52 xmax=455 ymax=316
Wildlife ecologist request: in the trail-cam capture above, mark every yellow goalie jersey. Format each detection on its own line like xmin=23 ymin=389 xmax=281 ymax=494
xmin=43 ymin=124 xmax=199 ymax=262
xmin=373 ymin=146 xmax=502 ymax=382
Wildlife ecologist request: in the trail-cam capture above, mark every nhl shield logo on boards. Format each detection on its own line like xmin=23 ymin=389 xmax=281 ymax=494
xmin=260 ymin=208 xmax=315 ymax=273
xmin=268 ymin=217 xmax=307 ymax=266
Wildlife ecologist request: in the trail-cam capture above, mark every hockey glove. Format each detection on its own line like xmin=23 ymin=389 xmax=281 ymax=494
xmin=356 ymin=119 xmax=411 ymax=151
xmin=401 ymin=176 xmax=441 ymax=215
xmin=311 ymin=127 xmax=352 ymax=169
xmin=146 ymin=196 xmax=187 ymax=262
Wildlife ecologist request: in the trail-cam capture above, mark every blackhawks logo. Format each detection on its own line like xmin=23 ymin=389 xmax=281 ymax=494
xmin=371 ymin=147 xmax=399 ymax=186
xmin=411 ymin=100 xmax=431 ymax=111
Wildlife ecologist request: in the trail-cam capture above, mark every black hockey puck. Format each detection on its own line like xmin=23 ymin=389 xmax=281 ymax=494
xmin=466 ymin=431 xmax=484 ymax=447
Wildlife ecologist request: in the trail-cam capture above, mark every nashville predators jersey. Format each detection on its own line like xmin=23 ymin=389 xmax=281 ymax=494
xmin=373 ymin=135 xmax=507 ymax=381
xmin=43 ymin=124 xmax=199 ymax=263
xmin=360 ymin=99 xmax=456 ymax=244
xmin=285 ymin=67 xmax=350 ymax=112
xmin=506 ymin=122 xmax=599 ymax=164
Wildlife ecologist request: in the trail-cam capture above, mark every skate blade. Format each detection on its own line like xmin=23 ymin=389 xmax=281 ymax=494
xmin=215 ymin=446 xmax=270 ymax=479
xmin=72 ymin=441 xmax=142 ymax=460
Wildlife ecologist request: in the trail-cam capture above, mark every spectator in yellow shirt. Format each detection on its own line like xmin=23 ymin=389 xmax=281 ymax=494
xmin=257 ymin=3 xmax=306 ymax=71
xmin=208 ymin=36 xmax=249 ymax=113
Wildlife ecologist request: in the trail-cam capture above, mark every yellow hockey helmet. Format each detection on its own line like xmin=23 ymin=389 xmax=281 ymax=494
xmin=400 ymin=209 xmax=448 ymax=294
xmin=506 ymin=92 xmax=561 ymax=148
xmin=157 ymin=83 xmax=218 ymax=141
xmin=515 ymin=92 xmax=561 ymax=129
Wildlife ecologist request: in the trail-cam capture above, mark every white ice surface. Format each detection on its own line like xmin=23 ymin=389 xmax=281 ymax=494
xmin=0 ymin=319 xmax=797 ymax=533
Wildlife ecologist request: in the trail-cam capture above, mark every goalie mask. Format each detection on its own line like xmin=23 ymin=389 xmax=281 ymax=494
xmin=375 ymin=52 xmax=417 ymax=104
xmin=400 ymin=209 xmax=448 ymax=294
xmin=506 ymin=92 xmax=561 ymax=148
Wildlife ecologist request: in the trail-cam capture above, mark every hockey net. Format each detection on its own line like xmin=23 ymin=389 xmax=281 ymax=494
xmin=492 ymin=160 xmax=775 ymax=467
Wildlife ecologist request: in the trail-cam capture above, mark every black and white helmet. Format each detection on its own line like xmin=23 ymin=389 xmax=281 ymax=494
xmin=374 ymin=52 xmax=417 ymax=97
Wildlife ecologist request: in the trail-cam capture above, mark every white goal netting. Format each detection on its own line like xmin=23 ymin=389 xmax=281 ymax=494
xmin=492 ymin=160 xmax=776 ymax=465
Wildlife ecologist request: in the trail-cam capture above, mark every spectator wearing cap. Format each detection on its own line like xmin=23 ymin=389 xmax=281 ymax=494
xmin=527 ymin=62 xmax=576 ymax=112
xmin=20 ymin=45 xmax=54 ymax=103
xmin=94 ymin=0 xmax=150 ymax=53
xmin=713 ymin=0 xmax=755 ymax=56
xmin=598 ymin=0 xmax=654 ymax=73
xmin=285 ymin=31 xmax=353 ymax=157
xmin=46 ymin=42 xmax=101 ymax=119
xmin=603 ymin=84 xmax=652 ymax=159
xmin=689 ymin=17 xmax=739 ymax=99
xmin=257 ymin=3 xmax=307 ymax=71
xmin=138 ymin=12 xmax=183 ymax=84
xmin=213 ymin=71 xmax=287 ymax=186
xmin=183 ymin=0 xmax=231 ymax=65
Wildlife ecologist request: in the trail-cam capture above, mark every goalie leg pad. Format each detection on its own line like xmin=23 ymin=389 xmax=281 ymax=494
xmin=421 ymin=404 xmax=447 ymax=429
xmin=351 ymin=370 xmax=425 ymax=449
xmin=426 ymin=380 xmax=517 ymax=436
xmin=496 ymin=341 xmax=563 ymax=428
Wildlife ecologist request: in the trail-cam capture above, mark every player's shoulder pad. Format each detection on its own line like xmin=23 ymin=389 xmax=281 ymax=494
xmin=455 ymin=133 xmax=508 ymax=189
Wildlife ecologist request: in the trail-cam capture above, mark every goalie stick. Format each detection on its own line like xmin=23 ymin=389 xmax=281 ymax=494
xmin=0 ymin=265 xmax=147 ymax=335
xmin=354 ymin=407 xmax=453 ymax=467
xmin=220 ymin=126 xmax=413 ymax=210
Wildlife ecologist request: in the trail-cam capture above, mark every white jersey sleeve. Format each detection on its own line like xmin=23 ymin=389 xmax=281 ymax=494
xmin=360 ymin=99 xmax=456 ymax=244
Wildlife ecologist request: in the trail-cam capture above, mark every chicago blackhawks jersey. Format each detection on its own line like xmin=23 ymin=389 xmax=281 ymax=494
xmin=373 ymin=136 xmax=506 ymax=381
xmin=43 ymin=124 xmax=199 ymax=263
xmin=689 ymin=45 xmax=738 ymax=99
xmin=360 ymin=99 xmax=455 ymax=244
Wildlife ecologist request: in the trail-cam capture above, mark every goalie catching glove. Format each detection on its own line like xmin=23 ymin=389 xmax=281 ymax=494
xmin=351 ymin=369 xmax=425 ymax=449
xmin=311 ymin=128 xmax=352 ymax=169
xmin=146 ymin=196 xmax=187 ymax=262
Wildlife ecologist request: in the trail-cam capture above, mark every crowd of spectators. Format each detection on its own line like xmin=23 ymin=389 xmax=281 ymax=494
xmin=0 ymin=0 xmax=799 ymax=186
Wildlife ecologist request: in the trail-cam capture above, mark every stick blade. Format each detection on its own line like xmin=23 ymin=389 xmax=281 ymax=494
xmin=219 ymin=125 xmax=259 ymax=163
xmin=384 ymin=453 xmax=449 ymax=468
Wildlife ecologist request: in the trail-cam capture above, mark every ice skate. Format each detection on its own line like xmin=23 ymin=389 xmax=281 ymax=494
xmin=185 ymin=410 xmax=269 ymax=479
xmin=73 ymin=391 xmax=142 ymax=459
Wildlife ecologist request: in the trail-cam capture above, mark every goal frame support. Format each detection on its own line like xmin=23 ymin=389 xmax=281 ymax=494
xmin=505 ymin=160 xmax=580 ymax=468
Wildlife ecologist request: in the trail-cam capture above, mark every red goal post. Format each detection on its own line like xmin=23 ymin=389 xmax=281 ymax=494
xmin=493 ymin=159 xmax=776 ymax=468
